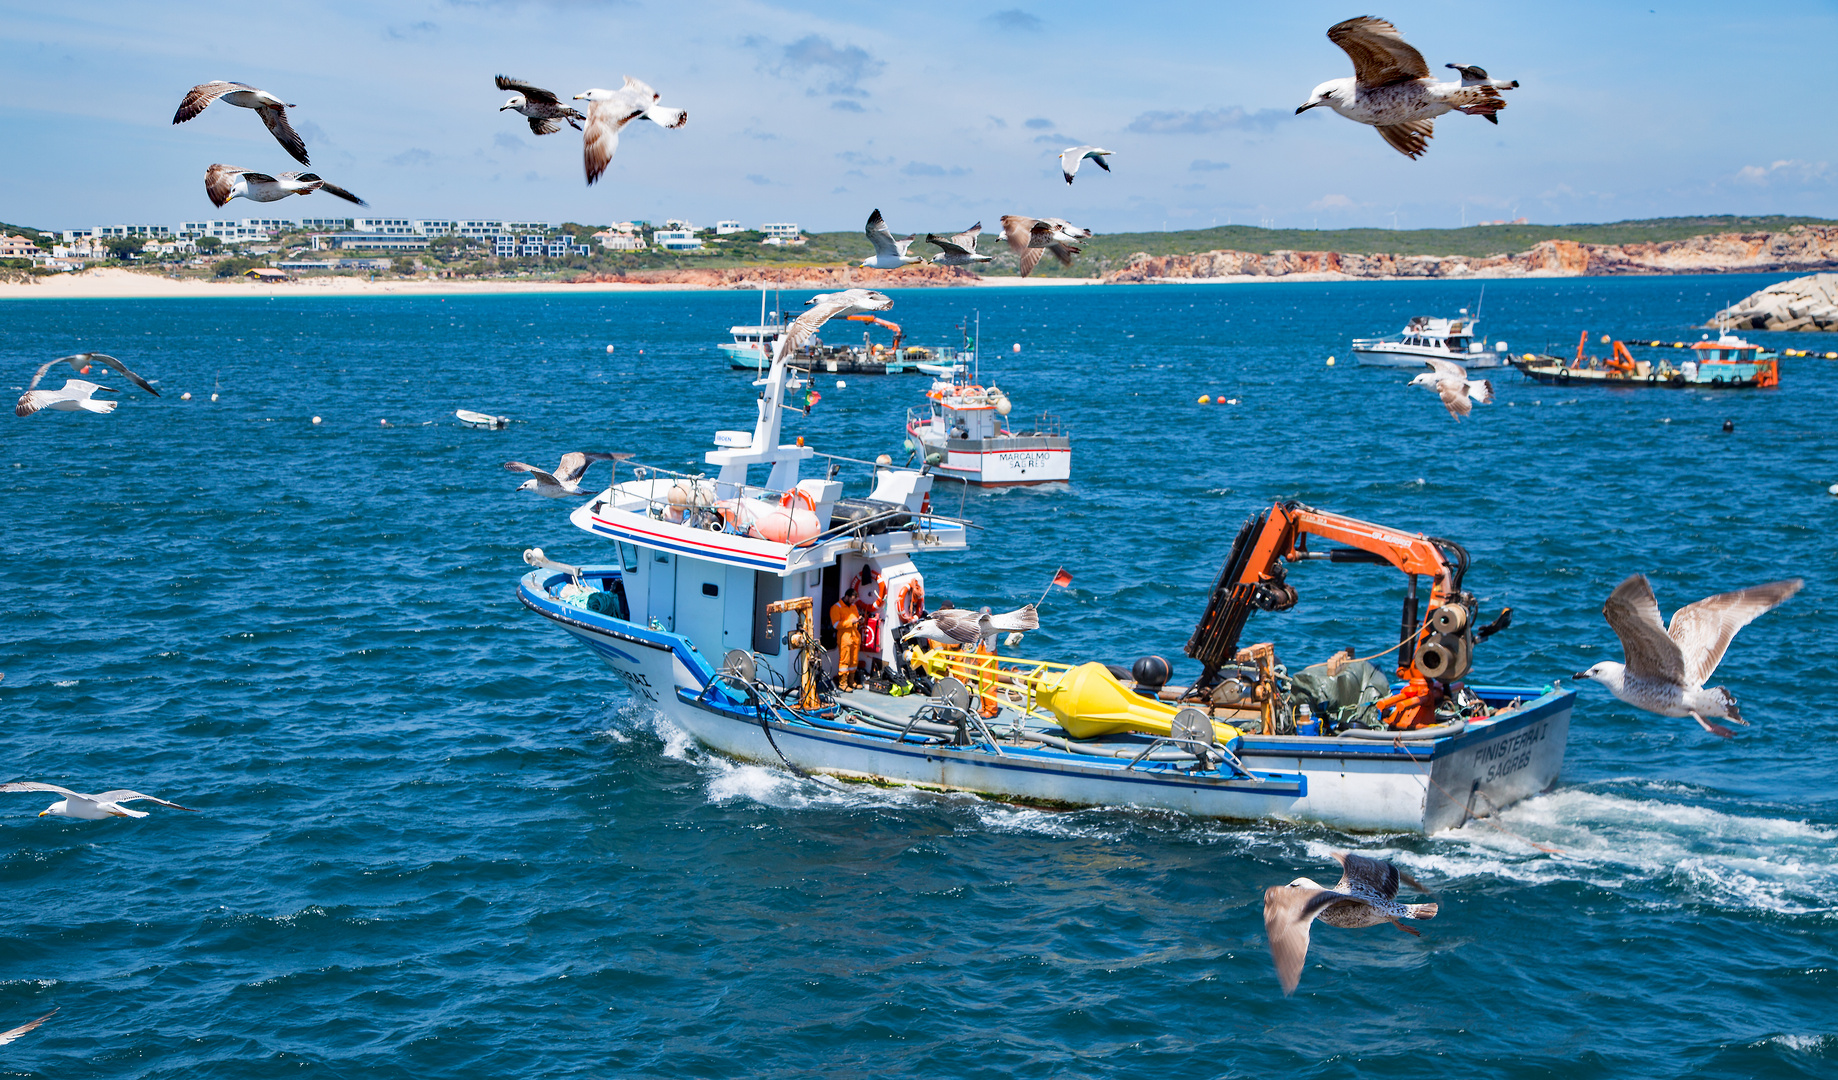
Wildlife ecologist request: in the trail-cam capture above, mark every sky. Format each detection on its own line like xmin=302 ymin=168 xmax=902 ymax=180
xmin=2 ymin=0 xmax=1835 ymax=235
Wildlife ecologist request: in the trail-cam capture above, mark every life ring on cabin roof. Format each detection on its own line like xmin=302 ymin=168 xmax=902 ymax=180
xmin=779 ymin=488 xmax=817 ymax=512
xmin=896 ymin=579 xmax=925 ymax=623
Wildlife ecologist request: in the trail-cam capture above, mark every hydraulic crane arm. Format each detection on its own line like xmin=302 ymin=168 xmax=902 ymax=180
xmin=846 ymin=314 xmax=904 ymax=350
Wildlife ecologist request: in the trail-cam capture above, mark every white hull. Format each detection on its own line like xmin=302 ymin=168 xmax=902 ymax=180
xmin=908 ymin=427 xmax=1071 ymax=487
xmin=524 ymin=572 xmax=1572 ymax=834
xmin=1353 ymin=346 xmax=1505 ymax=370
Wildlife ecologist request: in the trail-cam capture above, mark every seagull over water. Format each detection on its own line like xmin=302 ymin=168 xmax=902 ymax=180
xmin=1409 ymin=356 xmax=1493 ymax=420
xmin=173 ymin=81 xmax=310 ymax=165
xmin=495 ymin=75 xmax=585 ymax=135
xmin=16 ymin=353 xmax=159 ymax=417
xmin=778 ymin=289 xmax=896 ymax=360
xmin=861 ymin=209 xmax=921 ymax=270
xmin=206 ymin=164 xmax=366 ymax=208
xmin=504 ymin=452 xmax=630 ymax=498
xmin=574 ymin=77 xmax=688 ymax=185
xmin=924 ymin=223 xmax=992 ymax=266
xmin=1263 ymin=852 xmax=1439 ymax=995
xmin=1000 ymin=216 xmax=1092 ymax=278
xmin=906 ymin=604 xmax=1039 ymax=648
xmin=1058 ymin=145 xmax=1113 ymax=184
xmin=0 ymin=1009 xmax=56 ymax=1046
xmin=1577 ymin=574 xmax=1803 ymax=738
xmin=1 ymin=782 xmax=198 ymax=820
xmin=1296 ymin=17 xmax=1513 ymax=158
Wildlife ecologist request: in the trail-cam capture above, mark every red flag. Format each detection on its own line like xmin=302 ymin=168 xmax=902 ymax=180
xmin=1052 ymin=568 xmax=1072 ymax=588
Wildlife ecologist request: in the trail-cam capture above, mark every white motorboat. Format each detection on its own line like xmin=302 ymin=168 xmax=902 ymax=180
xmin=1352 ymin=306 xmax=1509 ymax=369
xmin=455 ymin=409 xmax=509 ymax=429
xmin=516 ymin=292 xmax=1575 ymax=834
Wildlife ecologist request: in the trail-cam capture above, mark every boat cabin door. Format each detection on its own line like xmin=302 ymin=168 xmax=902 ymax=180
xmin=646 ymin=551 xmax=676 ymax=631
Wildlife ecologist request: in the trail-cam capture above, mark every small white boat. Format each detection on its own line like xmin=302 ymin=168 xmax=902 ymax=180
xmin=904 ymin=316 xmax=1069 ymax=487
xmin=456 ymin=409 xmax=509 ymax=430
xmin=1352 ymin=306 xmax=1508 ymax=370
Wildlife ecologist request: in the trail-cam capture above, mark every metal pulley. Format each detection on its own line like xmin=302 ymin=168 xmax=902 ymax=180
xmin=1415 ymin=632 xmax=1472 ymax=680
xmin=1428 ymin=603 xmax=1471 ymax=634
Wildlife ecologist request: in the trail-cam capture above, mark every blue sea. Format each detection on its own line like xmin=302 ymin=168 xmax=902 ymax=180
xmin=2 ymin=275 xmax=1834 ymax=1079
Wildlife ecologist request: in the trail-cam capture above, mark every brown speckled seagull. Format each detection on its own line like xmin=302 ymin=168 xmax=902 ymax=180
xmin=1264 ymin=852 xmax=1438 ymax=995
xmin=205 ymin=164 xmax=365 ymax=208
xmin=495 ymin=75 xmax=586 ymax=135
xmin=173 ymin=81 xmax=310 ymax=165
xmin=1295 ymin=17 xmax=1512 ymax=158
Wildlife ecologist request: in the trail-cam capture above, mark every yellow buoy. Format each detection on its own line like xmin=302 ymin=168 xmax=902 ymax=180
xmin=1325 ymin=356 xmax=1336 ymax=366
xmin=1198 ymin=395 xmax=1211 ymax=404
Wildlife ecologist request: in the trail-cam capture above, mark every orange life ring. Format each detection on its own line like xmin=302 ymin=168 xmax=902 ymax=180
xmin=779 ymin=488 xmax=817 ymax=512
xmin=896 ymin=579 xmax=925 ymax=623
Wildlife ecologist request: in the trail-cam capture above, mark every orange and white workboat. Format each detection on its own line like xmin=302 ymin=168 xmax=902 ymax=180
xmin=905 ymin=320 xmax=1070 ymax=486
xmin=1514 ymin=330 xmax=1780 ymax=389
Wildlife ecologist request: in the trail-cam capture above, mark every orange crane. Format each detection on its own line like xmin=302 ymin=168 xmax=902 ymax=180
xmin=1185 ymin=501 xmax=1508 ymax=729
xmin=845 ymin=314 xmax=904 ymax=351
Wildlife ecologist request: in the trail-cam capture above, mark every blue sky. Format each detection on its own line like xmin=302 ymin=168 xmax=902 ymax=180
xmin=2 ymin=0 xmax=1834 ymax=233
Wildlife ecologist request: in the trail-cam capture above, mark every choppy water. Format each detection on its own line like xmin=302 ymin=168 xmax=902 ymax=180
xmin=2 ymin=276 xmax=1834 ymax=1079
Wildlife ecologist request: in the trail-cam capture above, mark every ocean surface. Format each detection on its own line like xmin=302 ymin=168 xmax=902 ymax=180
xmin=2 ymin=274 xmax=1834 ymax=1079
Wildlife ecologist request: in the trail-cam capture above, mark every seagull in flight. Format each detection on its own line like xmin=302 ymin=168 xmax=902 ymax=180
xmin=1 ymin=782 xmax=199 ymax=820
xmin=861 ymin=209 xmax=921 ymax=270
xmin=0 ymin=1009 xmax=56 ymax=1047
xmin=1296 ymin=17 xmax=1513 ymax=158
xmin=173 ymin=81 xmax=310 ymax=165
xmin=205 ymin=164 xmax=366 ymax=208
xmin=1058 ymin=145 xmax=1113 ymax=184
xmin=1446 ymin=63 xmax=1520 ymax=106
xmin=774 ymin=289 xmax=895 ymax=362
xmin=1577 ymin=574 xmax=1803 ymax=738
xmin=1263 ymin=852 xmax=1439 ymax=995
xmin=495 ymin=75 xmax=585 ymax=135
xmin=574 ymin=77 xmax=688 ymax=185
xmin=505 ymin=452 xmax=630 ymax=498
xmin=905 ymin=604 xmax=1039 ymax=648
xmin=1000 ymin=216 xmax=1092 ymax=278
xmin=1409 ymin=356 xmax=1493 ymax=420
xmin=16 ymin=353 xmax=159 ymax=417
xmin=924 ymin=223 xmax=992 ymax=266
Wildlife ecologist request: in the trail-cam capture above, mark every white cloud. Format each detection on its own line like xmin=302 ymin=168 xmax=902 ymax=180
xmin=1734 ymin=159 xmax=1830 ymax=185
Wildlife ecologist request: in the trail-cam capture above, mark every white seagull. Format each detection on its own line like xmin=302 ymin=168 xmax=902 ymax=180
xmin=923 ymin=223 xmax=992 ymax=266
xmin=776 ymin=290 xmax=896 ymax=361
xmin=1409 ymin=356 xmax=1493 ymax=420
xmin=173 ymin=81 xmax=310 ymax=165
xmin=1577 ymin=574 xmax=1803 ymax=738
xmin=205 ymin=164 xmax=366 ymax=208
xmin=1 ymin=782 xmax=199 ymax=820
xmin=905 ymin=604 xmax=1039 ymax=648
xmin=574 ymin=78 xmax=688 ymax=185
xmin=495 ymin=75 xmax=585 ymax=135
xmin=861 ymin=209 xmax=921 ymax=270
xmin=1296 ymin=17 xmax=1512 ymax=159
xmin=17 ymin=353 xmax=159 ymax=417
xmin=1000 ymin=215 xmax=1092 ymax=278
xmin=1263 ymin=852 xmax=1439 ymax=995
xmin=0 ymin=1009 xmax=56 ymax=1046
xmin=1059 ymin=145 xmax=1113 ymax=184
xmin=504 ymin=452 xmax=630 ymax=498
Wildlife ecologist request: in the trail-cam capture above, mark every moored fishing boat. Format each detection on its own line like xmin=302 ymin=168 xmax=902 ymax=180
xmin=1514 ymin=330 xmax=1780 ymax=389
xmin=517 ymin=292 xmax=1573 ymax=834
xmin=904 ymin=319 xmax=1069 ymax=486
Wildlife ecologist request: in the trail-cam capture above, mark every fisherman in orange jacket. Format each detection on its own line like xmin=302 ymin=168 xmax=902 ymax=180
xmin=829 ymin=587 xmax=863 ymax=690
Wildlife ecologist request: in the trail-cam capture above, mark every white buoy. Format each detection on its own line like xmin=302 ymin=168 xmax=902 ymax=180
xmin=1012 ymin=343 xmax=1021 ymax=353
xmin=180 ymin=392 xmax=191 ymax=400
xmin=1829 ymin=483 xmax=1838 ymax=496
xmin=210 ymin=393 xmax=219 ymax=402
xmin=379 ymin=418 xmax=390 ymax=427
xmin=606 ymin=345 xmax=615 ymax=354
xmin=311 ymin=416 xmax=322 ymax=425
xmin=1326 ymin=356 xmax=1336 ymax=366
xmin=836 ymin=379 xmax=847 ymax=389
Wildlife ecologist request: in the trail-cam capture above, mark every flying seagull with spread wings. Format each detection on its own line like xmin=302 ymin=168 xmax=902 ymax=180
xmin=776 ymin=290 xmax=895 ymax=361
xmin=1296 ymin=17 xmax=1513 ymax=158
xmin=1 ymin=782 xmax=199 ymax=820
xmin=1264 ymin=852 xmax=1438 ymax=995
xmin=1058 ymin=145 xmax=1113 ymax=184
xmin=205 ymin=164 xmax=365 ymax=208
xmin=495 ymin=75 xmax=586 ymax=135
xmin=574 ymin=77 xmax=688 ymax=185
xmin=173 ymin=81 xmax=310 ymax=165
xmin=1409 ymin=356 xmax=1493 ymax=420
xmin=17 ymin=353 xmax=159 ymax=417
xmin=0 ymin=1009 xmax=56 ymax=1046
xmin=905 ymin=604 xmax=1040 ymax=648
xmin=861 ymin=209 xmax=921 ymax=270
xmin=924 ymin=222 xmax=992 ymax=266
xmin=1577 ymin=574 xmax=1803 ymax=738
xmin=504 ymin=452 xmax=631 ymax=498
xmin=1000 ymin=216 xmax=1092 ymax=278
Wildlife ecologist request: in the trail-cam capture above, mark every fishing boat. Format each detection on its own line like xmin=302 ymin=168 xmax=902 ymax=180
xmin=1513 ymin=331 xmax=1780 ymax=389
xmin=455 ymin=409 xmax=509 ymax=429
xmin=721 ymin=288 xmax=950 ymax=375
xmin=1352 ymin=306 xmax=1509 ymax=370
xmin=904 ymin=318 xmax=1070 ymax=486
xmin=516 ymin=297 xmax=1574 ymax=834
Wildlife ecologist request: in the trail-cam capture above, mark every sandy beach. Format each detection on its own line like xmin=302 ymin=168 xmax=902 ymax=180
xmin=0 ymin=268 xmax=1104 ymax=300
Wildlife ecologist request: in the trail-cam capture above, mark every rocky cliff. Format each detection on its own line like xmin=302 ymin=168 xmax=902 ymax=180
xmin=571 ymin=263 xmax=979 ymax=288
xmin=1706 ymin=273 xmax=1838 ymax=331
xmin=1102 ymin=225 xmax=1838 ymax=284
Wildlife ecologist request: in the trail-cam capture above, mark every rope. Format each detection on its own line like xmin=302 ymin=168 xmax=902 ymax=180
xmin=1394 ymin=736 xmax=1562 ymax=855
xmin=1344 ymin=612 xmax=1432 ymax=666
